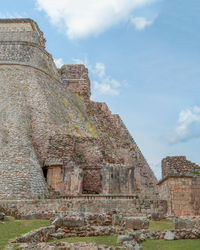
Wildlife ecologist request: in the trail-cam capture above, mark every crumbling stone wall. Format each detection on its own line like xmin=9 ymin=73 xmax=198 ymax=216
xmin=84 ymin=100 xmax=158 ymax=197
xmin=158 ymin=156 xmax=200 ymax=216
xmin=161 ymin=156 xmax=200 ymax=179
xmin=60 ymin=64 xmax=91 ymax=101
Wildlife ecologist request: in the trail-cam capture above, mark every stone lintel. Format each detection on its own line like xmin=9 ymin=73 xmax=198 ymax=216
xmin=44 ymin=159 xmax=63 ymax=167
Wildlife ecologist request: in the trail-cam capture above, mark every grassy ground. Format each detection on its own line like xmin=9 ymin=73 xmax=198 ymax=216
xmin=0 ymin=217 xmax=49 ymax=249
xmin=149 ymin=219 xmax=174 ymax=231
xmin=143 ymin=220 xmax=200 ymax=249
xmin=142 ymin=239 xmax=200 ymax=250
xmin=58 ymin=235 xmax=121 ymax=246
xmin=1 ymin=218 xmax=200 ymax=250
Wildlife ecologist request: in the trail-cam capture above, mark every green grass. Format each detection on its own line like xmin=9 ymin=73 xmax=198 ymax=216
xmin=0 ymin=217 xmax=49 ymax=249
xmin=142 ymin=239 xmax=200 ymax=250
xmin=51 ymin=220 xmax=173 ymax=248
xmin=149 ymin=220 xmax=174 ymax=231
xmin=144 ymin=220 xmax=200 ymax=249
xmin=58 ymin=235 xmax=121 ymax=246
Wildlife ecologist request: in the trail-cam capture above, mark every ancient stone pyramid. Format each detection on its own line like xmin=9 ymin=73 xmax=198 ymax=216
xmin=0 ymin=19 xmax=158 ymax=199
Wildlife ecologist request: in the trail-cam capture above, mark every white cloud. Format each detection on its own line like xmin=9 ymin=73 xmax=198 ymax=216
xmin=149 ymin=161 xmax=161 ymax=180
xmin=168 ymin=106 xmax=200 ymax=143
xmin=0 ymin=12 xmax=25 ymax=18
xmin=72 ymin=58 xmax=122 ymax=96
xmin=131 ymin=16 xmax=154 ymax=30
xmin=36 ymin=0 xmax=157 ymax=39
xmin=92 ymin=62 xmax=121 ymax=96
xmin=94 ymin=77 xmax=120 ymax=96
xmin=72 ymin=58 xmax=89 ymax=66
xmin=94 ymin=63 xmax=105 ymax=78
xmin=54 ymin=58 xmax=64 ymax=68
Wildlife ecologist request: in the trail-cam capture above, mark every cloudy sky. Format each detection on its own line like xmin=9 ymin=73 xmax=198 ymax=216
xmin=1 ymin=0 xmax=200 ymax=179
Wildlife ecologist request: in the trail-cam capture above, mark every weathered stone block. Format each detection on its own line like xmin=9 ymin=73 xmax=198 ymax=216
xmin=151 ymin=212 xmax=165 ymax=221
xmin=62 ymin=217 xmax=85 ymax=228
xmin=0 ymin=213 xmax=5 ymax=220
xmin=117 ymin=234 xmax=133 ymax=243
xmin=112 ymin=214 xmax=123 ymax=226
xmin=50 ymin=232 xmax=65 ymax=239
xmin=174 ymin=217 xmax=194 ymax=229
xmin=164 ymin=231 xmax=175 ymax=240
xmin=123 ymin=217 xmax=149 ymax=230
xmin=51 ymin=216 xmax=63 ymax=228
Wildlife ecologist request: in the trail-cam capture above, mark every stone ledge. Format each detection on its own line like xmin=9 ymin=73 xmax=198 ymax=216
xmin=0 ymin=199 xmax=167 ymax=219
xmin=0 ymin=64 xmax=60 ymax=82
xmin=61 ymin=194 xmax=138 ymax=199
xmin=157 ymin=175 xmax=193 ymax=185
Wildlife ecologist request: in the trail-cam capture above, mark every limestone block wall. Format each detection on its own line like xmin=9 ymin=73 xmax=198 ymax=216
xmin=0 ymin=198 xmax=167 ymax=219
xmin=60 ymin=165 xmax=83 ymax=195
xmin=0 ymin=43 xmax=58 ymax=77
xmin=44 ymin=163 xmax=135 ymax=196
xmin=101 ymin=165 xmax=135 ymax=194
xmin=0 ymin=22 xmax=33 ymax=31
xmin=0 ymin=66 xmax=50 ymax=199
xmin=0 ymin=31 xmax=41 ymax=44
xmin=0 ymin=64 xmax=100 ymax=199
xmin=158 ymin=176 xmax=200 ymax=216
xmin=0 ymin=19 xmax=45 ymax=46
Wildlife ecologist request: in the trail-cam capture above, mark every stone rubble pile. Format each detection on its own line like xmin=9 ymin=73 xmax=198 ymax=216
xmin=174 ymin=217 xmax=200 ymax=229
xmin=151 ymin=212 xmax=165 ymax=221
xmin=12 ymin=214 xmax=148 ymax=249
xmin=119 ymin=228 xmax=200 ymax=243
xmin=117 ymin=235 xmax=141 ymax=250
xmin=112 ymin=214 xmax=149 ymax=230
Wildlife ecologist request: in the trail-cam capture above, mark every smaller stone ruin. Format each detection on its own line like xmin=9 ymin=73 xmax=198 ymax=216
xmin=158 ymin=156 xmax=200 ymax=216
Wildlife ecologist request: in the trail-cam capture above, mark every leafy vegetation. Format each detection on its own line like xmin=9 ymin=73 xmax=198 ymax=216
xmin=190 ymin=171 xmax=199 ymax=175
xmin=0 ymin=217 xmax=49 ymax=249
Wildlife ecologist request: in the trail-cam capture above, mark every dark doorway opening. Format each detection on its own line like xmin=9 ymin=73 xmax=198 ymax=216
xmin=42 ymin=165 xmax=62 ymax=192
xmin=43 ymin=168 xmax=48 ymax=181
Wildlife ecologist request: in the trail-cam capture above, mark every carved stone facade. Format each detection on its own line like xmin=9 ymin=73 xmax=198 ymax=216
xmin=158 ymin=156 xmax=200 ymax=216
xmin=0 ymin=19 xmax=158 ymax=199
